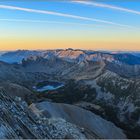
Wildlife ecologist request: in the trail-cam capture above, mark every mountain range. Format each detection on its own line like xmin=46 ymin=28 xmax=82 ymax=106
xmin=0 ymin=49 xmax=140 ymax=138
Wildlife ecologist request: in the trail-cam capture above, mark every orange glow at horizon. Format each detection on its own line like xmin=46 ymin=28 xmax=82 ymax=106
xmin=0 ymin=1 xmax=140 ymax=51
xmin=0 ymin=38 xmax=140 ymax=51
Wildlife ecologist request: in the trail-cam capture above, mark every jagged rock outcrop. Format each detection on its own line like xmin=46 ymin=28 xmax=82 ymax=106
xmin=0 ymin=87 xmax=127 ymax=139
xmin=0 ymin=89 xmax=86 ymax=139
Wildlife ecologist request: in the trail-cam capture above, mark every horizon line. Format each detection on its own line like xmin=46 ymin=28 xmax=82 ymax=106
xmin=1 ymin=49 xmax=140 ymax=52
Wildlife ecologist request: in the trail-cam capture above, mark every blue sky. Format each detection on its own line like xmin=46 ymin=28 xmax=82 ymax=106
xmin=0 ymin=1 xmax=140 ymax=50
xmin=0 ymin=1 xmax=140 ymax=25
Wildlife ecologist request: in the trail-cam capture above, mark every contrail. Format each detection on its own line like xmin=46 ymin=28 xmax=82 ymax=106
xmin=0 ymin=18 xmax=104 ymax=27
xmin=0 ymin=4 xmax=133 ymax=28
xmin=0 ymin=18 xmax=135 ymax=30
xmin=73 ymin=1 xmax=140 ymax=15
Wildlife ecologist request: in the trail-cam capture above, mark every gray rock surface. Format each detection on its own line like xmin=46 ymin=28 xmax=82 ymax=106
xmin=30 ymin=101 xmax=126 ymax=139
xmin=0 ymin=88 xmax=86 ymax=139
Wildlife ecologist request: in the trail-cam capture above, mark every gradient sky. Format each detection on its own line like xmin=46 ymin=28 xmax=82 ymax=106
xmin=0 ymin=0 xmax=140 ymax=51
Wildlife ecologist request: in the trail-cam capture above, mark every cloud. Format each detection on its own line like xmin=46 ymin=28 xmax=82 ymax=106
xmin=73 ymin=1 xmax=140 ymax=15
xmin=0 ymin=4 xmax=133 ymax=28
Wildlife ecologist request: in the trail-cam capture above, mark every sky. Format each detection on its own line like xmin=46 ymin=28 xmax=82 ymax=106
xmin=0 ymin=0 xmax=140 ymax=51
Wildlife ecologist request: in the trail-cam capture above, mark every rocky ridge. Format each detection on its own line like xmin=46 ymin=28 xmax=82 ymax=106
xmin=0 ymin=88 xmax=86 ymax=139
xmin=0 ymin=87 xmax=127 ymax=139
